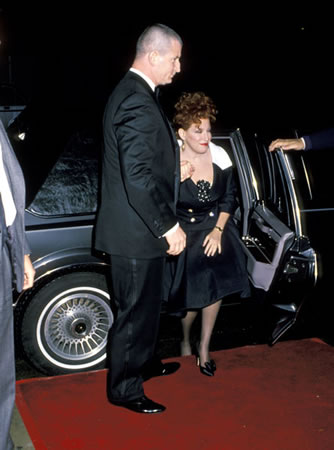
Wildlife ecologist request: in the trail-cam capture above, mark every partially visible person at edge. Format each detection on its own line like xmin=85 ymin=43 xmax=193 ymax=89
xmin=94 ymin=24 xmax=187 ymax=414
xmin=0 ymin=119 xmax=35 ymax=450
xmin=269 ymin=128 xmax=334 ymax=152
xmin=164 ymin=92 xmax=250 ymax=377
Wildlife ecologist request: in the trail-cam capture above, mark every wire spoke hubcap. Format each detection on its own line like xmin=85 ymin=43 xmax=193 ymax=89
xmin=43 ymin=292 xmax=112 ymax=362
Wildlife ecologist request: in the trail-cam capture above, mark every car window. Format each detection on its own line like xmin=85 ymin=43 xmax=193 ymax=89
xmin=241 ymin=131 xmax=295 ymax=229
xmin=28 ymin=132 xmax=100 ymax=216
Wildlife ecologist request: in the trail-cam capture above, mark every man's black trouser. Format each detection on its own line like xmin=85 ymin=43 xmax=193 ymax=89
xmin=107 ymin=255 xmax=165 ymax=402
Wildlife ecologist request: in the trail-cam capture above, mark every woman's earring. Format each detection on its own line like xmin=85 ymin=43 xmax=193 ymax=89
xmin=181 ymin=141 xmax=185 ymax=152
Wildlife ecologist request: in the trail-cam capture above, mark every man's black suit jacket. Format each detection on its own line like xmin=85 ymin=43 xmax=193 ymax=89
xmin=304 ymin=128 xmax=334 ymax=150
xmin=95 ymin=71 xmax=180 ymax=259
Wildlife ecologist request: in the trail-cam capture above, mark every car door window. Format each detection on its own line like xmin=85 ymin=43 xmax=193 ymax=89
xmin=28 ymin=132 xmax=100 ymax=216
xmin=244 ymin=133 xmax=296 ymax=230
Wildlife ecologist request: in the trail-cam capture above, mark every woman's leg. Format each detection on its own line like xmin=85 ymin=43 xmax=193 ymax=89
xmin=198 ymin=300 xmax=222 ymax=365
xmin=180 ymin=311 xmax=198 ymax=355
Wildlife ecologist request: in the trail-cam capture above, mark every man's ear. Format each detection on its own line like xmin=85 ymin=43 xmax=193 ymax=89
xmin=148 ymin=50 xmax=160 ymax=66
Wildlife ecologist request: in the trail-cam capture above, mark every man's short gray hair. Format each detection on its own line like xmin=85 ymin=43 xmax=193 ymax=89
xmin=136 ymin=24 xmax=183 ymax=57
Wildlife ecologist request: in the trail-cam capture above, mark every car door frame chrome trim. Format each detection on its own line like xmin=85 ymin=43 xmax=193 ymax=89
xmin=277 ymin=150 xmax=302 ymax=237
xmin=300 ymin=155 xmax=313 ymax=200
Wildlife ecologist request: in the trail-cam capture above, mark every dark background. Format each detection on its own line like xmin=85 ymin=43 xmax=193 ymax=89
xmin=1 ymin=4 xmax=333 ymax=131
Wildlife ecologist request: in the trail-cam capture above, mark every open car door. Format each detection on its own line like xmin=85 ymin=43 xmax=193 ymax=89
xmin=213 ymin=130 xmax=317 ymax=345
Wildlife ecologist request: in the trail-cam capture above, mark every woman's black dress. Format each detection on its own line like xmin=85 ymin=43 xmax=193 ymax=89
xmin=165 ymin=144 xmax=250 ymax=312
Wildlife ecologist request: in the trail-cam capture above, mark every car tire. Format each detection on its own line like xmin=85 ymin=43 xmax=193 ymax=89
xmin=20 ymin=271 xmax=113 ymax=376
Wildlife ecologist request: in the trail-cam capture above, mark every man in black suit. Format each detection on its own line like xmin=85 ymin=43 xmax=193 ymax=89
xmin=1 ymin=119 xmax=35 ymax=449
xmin=269 ymin=128 xmax=334 ymax=152
xmin=95 ymin=24 xmax=186 ymax=414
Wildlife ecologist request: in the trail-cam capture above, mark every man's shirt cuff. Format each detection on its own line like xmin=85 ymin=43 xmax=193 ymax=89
xmin=162 ymin=222 xmax=179 ymax=237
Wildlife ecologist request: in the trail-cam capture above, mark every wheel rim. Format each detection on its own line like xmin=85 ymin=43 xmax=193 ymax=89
xmin=37 ymin=286 xmax=112 ymax=369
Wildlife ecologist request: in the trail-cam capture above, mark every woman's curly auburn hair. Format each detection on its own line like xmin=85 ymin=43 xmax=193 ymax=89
xmin=173 ymin=92 xmax=217 ymax=131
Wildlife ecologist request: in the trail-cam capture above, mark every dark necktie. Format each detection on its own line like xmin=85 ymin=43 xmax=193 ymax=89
xmin=154 ymin=88 xmax=164 ymax=114
xmin=154 ymin=88 xmax=175 ymax=140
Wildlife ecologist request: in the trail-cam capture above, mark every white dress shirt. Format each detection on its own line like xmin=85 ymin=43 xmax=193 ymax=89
xmin=130 ymin=68 xmax=156 ymax=92
xmin=0 ymin=141 xmax=17 ymax=226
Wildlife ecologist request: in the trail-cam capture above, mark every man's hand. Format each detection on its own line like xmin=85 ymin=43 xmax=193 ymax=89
xmin=180 ymin=160 xmax=195 ymax=182
xmin=23 ymin=255 xmax=35 ymax=290
xmin=165 ymin=226 xmax=186 ymax=256
xmin=269 ymin=138 xmax=305 ymax=152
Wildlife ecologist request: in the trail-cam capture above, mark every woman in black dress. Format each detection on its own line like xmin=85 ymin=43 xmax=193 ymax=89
xmin=167 ymin=92 xmax=250 ymax=376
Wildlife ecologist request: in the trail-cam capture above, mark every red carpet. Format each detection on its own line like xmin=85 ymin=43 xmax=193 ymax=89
xmin=16 ymin=339 xmax=334 ymax=449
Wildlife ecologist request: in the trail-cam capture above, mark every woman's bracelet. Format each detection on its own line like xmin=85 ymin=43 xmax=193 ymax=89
xmin=215 ymin=226 xmax=224 ymax=233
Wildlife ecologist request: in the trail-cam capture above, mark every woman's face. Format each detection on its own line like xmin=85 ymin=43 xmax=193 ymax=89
xmin=179 ymin=118 xmax=212 ymax=155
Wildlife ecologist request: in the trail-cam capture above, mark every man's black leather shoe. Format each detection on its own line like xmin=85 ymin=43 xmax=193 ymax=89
xmin=142 ymin=361 xmax=180 ymax=381
xmin=110 ymin=395 xmax=166 ymax=413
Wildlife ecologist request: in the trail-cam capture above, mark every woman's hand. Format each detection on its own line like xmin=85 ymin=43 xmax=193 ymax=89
xmin=203 ymin=228 xmax=222 ymax=256
xmin=180 ymin=160 xmax=195 ymax=182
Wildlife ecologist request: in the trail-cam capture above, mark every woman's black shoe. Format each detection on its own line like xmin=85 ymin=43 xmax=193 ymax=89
xmin=195 ymin=342 xmax=216 ymax=376
xmin=196 ymin=358 xmax=215 ymax=376
xmin=210 ymin=359 xmax=216 ymax=372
